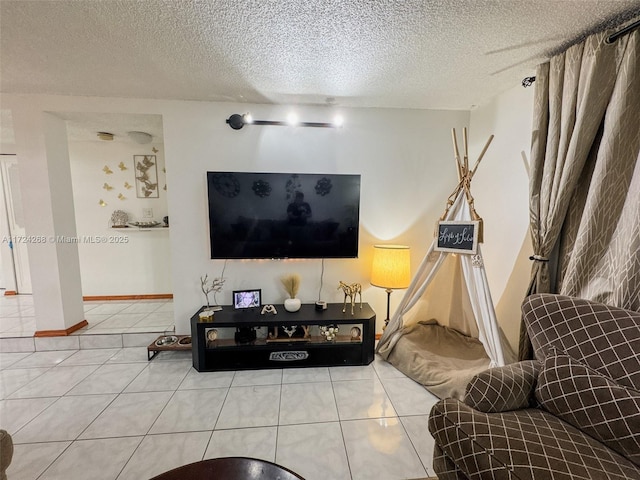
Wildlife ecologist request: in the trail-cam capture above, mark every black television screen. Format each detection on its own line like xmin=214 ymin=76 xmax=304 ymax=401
xmin=207 ymin=172 xmax=360 ymax=259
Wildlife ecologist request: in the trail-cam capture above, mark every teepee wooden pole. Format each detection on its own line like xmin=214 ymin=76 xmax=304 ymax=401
xmin=463 ymin=128 xmax=469 ymax=173
xmin=470 ymin=134 xmax=494 ymax=178
xmin=451 ymin=129 xmax=463 ymax=181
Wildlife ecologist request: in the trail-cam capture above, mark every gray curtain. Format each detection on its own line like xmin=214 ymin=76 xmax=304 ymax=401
xmin=520 ymin=27 xmax=640 ymax=360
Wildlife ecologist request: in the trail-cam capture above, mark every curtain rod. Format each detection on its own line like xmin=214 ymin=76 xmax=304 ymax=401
xmin=523 ymin=17 xmax=640 ymax=87
xmin=606 ymin=17 xmax=640 ymax=44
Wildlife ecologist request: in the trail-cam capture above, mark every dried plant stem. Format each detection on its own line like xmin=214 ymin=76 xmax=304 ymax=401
xmin=281 ymin=273 xmax=301 ymax=298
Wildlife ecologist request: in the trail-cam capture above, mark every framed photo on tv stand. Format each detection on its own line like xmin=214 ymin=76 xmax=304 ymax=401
xmin=233 ymin=289 xmax=261 ymax=310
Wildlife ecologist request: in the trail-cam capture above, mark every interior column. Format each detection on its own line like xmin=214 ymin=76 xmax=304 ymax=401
xmin=11 ymin=106 xmax=85 ymax=335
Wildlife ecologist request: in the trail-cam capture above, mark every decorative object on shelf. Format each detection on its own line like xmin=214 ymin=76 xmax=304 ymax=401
xmin=102 ymin=165 xmax=113 ymax=174
xmin=261 ymin=304 xmax=277 ymax=315
xmin=315 ymin=300 xmax=328 ymax=311
xmin=314 ymin=177 xmax=333 ymax=196
xmin=267 ymin=324 xmax=309 ymax=342
xmin=200 ymin=274 xmax=226 ymax=308
xmin=211 ymin=172 xmax=240 ymax=198
xmin=128 ymin=221 xmax=161 ymax=228
xmin=206 ymin=329 xmax=218 ymax=341
xmin=350 ymin=326 xmax=362 ymax=341
xmin=338 ymin=281 xmax=362 ymax=315
xmin=110 ymin=210 xmax=129 ymax=228
xmin=252 ymin=179 xmax=271 ymax=197
xmin=233 ymin=289 xmax=261 ymax=309
xmin=99 ymin=199 xmax=107 ymax=207
xmin=124 ymin=181 xmax=133 ymax=190
xmin=103 ymin=183 xmax=114 ymax=191
xmin=320 ymin=325 xmax=339 ymax=341
xmin=199 ymin=309 xmax=215 ymax=322
xmin=134 ymin=155 xmax=159 ymax=198
xmin=118 ymin=161 xmax=128 ymax=171
xmin=163 ymin=216 xmax=169 ymax=227
xmin=283 ymin=326 xmax=296 ymax=337
xmin=118 ymin=193 xmax=126 ymax=200
xmin=281 ymin=273 xmax=301 ymax=312
xmin=371 ymin=244 xmax=411 ymax=328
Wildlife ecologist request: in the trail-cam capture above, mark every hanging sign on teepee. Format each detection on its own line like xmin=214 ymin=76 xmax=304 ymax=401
xmin=435 ymin=220 xmax=479 ymax=254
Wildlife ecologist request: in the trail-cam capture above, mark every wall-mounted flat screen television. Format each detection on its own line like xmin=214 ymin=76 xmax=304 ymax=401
xmin=207 ymin=172 xmax=361 ymax=259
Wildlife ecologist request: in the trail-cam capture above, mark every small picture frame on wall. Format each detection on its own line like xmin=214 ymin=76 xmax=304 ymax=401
xmin=233 ymin=289 xmax=261 ymax=310
xmin=133 ymin=155 xmax=159 ymax=198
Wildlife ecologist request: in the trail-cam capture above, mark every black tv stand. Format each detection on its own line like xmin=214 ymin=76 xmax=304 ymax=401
xmin=190 ymin=303 xmax=376 ymax=371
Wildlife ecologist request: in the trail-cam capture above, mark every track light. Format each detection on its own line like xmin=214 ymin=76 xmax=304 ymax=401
xmin=225 ymin=113 xmax=343 ymax=130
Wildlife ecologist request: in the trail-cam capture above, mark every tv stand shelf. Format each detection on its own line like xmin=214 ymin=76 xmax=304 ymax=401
xmin=190 ymin=303 xmax=376 ymax=371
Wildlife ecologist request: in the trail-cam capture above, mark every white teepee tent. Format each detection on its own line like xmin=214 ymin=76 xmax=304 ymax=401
xmin=376 ymin=129 xmax=513 ymax=400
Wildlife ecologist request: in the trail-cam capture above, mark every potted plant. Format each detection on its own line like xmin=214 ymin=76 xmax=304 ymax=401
xmin=281 ymin=273 xmax=301 ymax=312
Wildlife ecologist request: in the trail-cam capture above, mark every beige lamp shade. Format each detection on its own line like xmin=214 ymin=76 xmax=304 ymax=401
xmin=371 ymin=245 xmax=411 ymax=289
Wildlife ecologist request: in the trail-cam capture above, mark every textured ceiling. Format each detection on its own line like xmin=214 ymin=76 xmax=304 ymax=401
xmin=1 ymin=0 xmax=639 ymax=111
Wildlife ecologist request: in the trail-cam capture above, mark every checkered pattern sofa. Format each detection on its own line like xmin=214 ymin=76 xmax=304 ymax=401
xmin=428 ymin=293 xmax=640 ymax=480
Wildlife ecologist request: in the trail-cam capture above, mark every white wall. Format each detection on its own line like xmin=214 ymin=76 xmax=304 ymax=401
xmin=5 ymin=94 xmax=546 ymax=339
xmin=68 ymin=140 xmax=172 ymax=296
xmin=163 ymin=103 xmax=469 ymax=334
xmin=468 ymin=84 xmax=534 ymax=351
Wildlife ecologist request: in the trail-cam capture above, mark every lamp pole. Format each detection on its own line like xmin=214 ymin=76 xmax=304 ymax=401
xmin=384 ymin=288 xmax=392 ymax=328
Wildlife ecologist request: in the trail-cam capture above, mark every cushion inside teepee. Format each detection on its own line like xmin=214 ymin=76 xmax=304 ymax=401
xmin=385 ymin=319 xmax=491 ymax=400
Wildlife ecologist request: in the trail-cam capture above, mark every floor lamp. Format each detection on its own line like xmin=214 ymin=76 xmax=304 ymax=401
xmin=370 ymin=245 xmax=411 ymax=328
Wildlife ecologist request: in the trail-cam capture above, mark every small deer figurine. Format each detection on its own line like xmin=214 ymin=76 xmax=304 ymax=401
xmin=338 ymin=281 xmax=362 ymax=315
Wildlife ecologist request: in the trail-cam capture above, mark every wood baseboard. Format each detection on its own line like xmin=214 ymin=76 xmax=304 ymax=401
xmin=34 ymin=319 xmax=89 ymax=337
xmin=82 ymin=294 xmax=173 ymax=301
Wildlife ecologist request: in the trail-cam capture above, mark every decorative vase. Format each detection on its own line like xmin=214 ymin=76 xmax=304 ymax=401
xmin=284 ymin=298 xmax=301 ymax=312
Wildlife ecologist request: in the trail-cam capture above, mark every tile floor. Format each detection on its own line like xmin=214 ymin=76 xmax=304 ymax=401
xmin=0 ymin=295 xmax=175 ymax=338
xmin=0 ymin=294 xmax=440 ymax=479
xmin=1 ymin=348 xmax=439 ymax=480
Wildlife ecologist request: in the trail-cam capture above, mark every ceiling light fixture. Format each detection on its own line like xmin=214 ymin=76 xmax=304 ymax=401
xmin=127 ymin=131 xmax=153 ymax=144
xmin=225 ymin=113 xmax=342 ymax=130
xmin=97 ymin=132 xmax=114 ymax=141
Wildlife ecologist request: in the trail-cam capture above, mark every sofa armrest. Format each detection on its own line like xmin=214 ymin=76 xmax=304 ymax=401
xmin=464 ymin=360 xmax=541 ymax=412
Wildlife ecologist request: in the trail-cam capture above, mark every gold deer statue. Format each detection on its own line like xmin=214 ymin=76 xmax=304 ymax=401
xmin=338 ymin=281 xmax=362 ymax=315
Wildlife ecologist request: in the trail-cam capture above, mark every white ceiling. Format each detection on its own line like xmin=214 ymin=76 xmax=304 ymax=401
xmin=1 ymin=0 xmax=639 ymax=140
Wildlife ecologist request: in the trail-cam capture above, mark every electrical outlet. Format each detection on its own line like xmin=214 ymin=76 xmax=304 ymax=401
xmin=142 ymin=208 xmax=153 ymax=218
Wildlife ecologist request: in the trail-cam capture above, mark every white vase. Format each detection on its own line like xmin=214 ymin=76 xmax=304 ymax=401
xmin=284 ymin=298 xmax=301 ymax=312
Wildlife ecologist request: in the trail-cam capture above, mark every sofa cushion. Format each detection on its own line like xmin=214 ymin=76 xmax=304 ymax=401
xmin=522 ymin=294 xmax=640 ymax=390
xmin=429 ymin=398 xmax=640 ymax=479
xmin=464 ymin=360 xmax=541 ymax=413
xmin=536 ymin=348 xmax=640 ymax=467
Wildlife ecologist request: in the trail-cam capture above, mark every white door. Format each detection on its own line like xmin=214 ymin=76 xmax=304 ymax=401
xmin=0 ymin=156 xmax=32 ymax=294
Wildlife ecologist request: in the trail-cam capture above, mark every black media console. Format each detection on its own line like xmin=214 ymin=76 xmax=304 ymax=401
xmin=190 ymin=303 xmax=376 ymax=371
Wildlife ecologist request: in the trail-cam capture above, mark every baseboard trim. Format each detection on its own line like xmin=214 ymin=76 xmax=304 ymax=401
xmin=34 ymin=320 xmax=89 ymax=337
xmin=82 ymin=294 xmax=173 ymax=301
xmin=4 ymin=290 xmax=17 ymax=296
